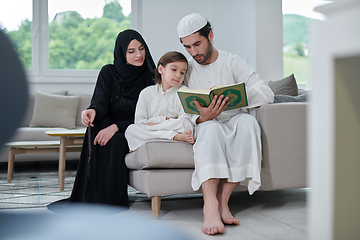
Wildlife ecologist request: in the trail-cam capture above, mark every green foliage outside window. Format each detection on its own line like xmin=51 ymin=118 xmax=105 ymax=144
xmin=102 ymin=1 xmax=125 ymax=23
xmin=1 ymin=1 xmax=130 ymax=70
xmin=283 ymin=14 xmax=320 ymax=89
xmin=3 ymin=19 xmax=32 ymax=68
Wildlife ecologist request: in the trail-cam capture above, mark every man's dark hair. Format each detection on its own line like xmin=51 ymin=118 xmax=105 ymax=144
xmin=197 ymin=21 xmax=212 ymax=39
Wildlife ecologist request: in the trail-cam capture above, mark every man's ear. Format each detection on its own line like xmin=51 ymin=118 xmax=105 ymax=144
xmin=208 ymin=30 xmax=214 ymax=42
xmin=158 ymin=64 xmax=164 ymax=74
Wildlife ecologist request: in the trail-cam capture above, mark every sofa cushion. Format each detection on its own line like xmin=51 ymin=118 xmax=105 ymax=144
xmin=29 ymin=92 xmax=80 ymax=129
xmin=273 ymin=94 xmax=307 ymax=103
xmin=68 ymin=94 xmax=92 ymax=127
xmin=268 ymin=74 xmax=298 ymax=96
xmin=21 ymin=91 xmax=68 ymax=127
xmin=125 ymin=141 xmax=194 ymax=170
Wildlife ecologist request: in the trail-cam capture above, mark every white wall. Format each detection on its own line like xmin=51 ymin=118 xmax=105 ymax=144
xmin=255 ymin=0 xmax=283 ymax=81
xmin=309 ymin=0 xmax=360 ymax=239
xmin=26 ymin=79 xmax=97 ymax=95
xmin=132 ymin=0 xmax=283 ymax=81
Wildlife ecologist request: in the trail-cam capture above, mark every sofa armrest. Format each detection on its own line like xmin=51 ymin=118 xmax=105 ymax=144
xmin=255 ymin=102 xmax=307 ymax=190
xmin=298 ymin=89 xmax=311 ymax=95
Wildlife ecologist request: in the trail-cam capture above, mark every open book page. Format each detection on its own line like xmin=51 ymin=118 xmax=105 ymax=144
xmin=177 ymin=82 xmax=248 ymax=114
xmin=177 ymin=91 xmax=211 ymax=114
xmin=210 ymin=82 xmax=248 ymax=111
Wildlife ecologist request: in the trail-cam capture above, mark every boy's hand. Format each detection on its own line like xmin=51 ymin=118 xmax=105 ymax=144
xmin=144 ymin=122 xmax=160 ymax=126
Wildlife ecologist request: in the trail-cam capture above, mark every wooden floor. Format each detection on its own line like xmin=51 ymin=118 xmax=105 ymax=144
xmin=0 ymin=161 xmax=308 ymax=239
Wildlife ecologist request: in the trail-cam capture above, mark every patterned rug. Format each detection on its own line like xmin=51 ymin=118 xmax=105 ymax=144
xmin=0 ymin=171 xmax=149 ymax=209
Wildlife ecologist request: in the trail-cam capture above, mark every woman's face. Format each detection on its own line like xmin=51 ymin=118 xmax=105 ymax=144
xmin=126 ymin=39 xmax=146 ymax=66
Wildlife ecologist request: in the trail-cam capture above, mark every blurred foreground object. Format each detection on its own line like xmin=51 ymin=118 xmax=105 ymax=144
xmin=0 ymin=30 xmax=28 ymax=147
xmin=0 ymin=204 xmax=193 ymax=239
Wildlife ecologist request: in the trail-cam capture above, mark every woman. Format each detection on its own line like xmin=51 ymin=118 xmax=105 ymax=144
xmin=49 ymin=29 xmax=155 ymax=209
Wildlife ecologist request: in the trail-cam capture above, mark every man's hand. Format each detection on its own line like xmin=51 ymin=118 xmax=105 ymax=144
xmin=195 ymin=95 xmax=230 ymax=124
xmin=94 ymin=124 xmax=118 ymax=146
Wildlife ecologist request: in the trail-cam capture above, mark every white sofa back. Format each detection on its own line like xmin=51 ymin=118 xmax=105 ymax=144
xmin=0 ymin=93 xmax=92 ymax=163
xmin=20 ymin=93 xmax=92 ymax=128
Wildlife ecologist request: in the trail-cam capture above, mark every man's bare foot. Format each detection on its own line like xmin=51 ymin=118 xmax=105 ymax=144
xmin=202 ymin=200 xmax=225 ymax=235
xmin=219 ymin=204 xmax=240 ymax=225
xmin=173 ymin=129 xmax=195 ymax=144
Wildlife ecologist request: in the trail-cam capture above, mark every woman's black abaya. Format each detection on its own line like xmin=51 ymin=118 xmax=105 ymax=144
xmin=48 ymin=29 xmax=155 ymax=210
xmin=69 ymin=108 xmax=131 ymax=207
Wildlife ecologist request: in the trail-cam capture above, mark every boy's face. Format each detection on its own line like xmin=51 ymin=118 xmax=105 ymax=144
xmin=181 ymin=32 xmax=213 ymax=65
xmin=158 ymin=61 xmax=187 ymax=90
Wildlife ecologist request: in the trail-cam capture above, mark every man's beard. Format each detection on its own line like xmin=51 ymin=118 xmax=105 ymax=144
xmin=193 ymin=40 xmax=213 ymax=64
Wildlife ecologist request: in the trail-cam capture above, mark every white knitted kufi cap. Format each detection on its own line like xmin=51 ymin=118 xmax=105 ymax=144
xmin=177 ymin=13 xmax=207 ymax=38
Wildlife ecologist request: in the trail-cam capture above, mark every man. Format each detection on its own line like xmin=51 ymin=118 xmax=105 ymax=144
xmin=177 ymin=13 xmax=274 ymax=235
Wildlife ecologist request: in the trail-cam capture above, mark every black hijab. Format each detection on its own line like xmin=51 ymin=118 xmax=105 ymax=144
xmin=111 ymin=29 xmax=155 ymax=100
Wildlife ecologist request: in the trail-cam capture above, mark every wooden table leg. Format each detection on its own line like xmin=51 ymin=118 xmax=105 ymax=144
xmin=59 ymin=137 xmax=67 ymax=191
xmin=151 ymin=196 xmax=161 ymax=219
xmin=7 ymin=148 xmax=15 ymax=182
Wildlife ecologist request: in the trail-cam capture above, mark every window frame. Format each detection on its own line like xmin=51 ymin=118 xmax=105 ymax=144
xmin=27 ymin=0 xmax=100 ymax=83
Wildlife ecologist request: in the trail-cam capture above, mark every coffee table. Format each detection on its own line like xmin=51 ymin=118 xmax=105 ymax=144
xmin=6 ymin=140 xmax=61 ymax=183
xmin=46 ymin=128 xmax=86 ymax=191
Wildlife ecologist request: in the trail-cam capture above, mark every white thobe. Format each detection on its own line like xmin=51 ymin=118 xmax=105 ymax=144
xmin=184 ymin=50 xmax=274 ymax=194
xmin=125 ymin=84 xmax=194 ymax=151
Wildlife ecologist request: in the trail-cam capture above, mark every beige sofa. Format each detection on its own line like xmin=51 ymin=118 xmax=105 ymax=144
xmin=2 ymin=76 xmax=307 ymax=220
xmin=0 ymin=92 xmax=92 ymax=163
xmin=125 ymin=74 xmax=308 ymax=218
xmin=125 ymin=101 xmax=308 ymax=218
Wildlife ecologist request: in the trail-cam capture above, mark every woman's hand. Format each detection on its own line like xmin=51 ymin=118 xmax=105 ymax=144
xmin=82 ymin=109 xmax=96 ymax=127
xmin=94 ymin=124 xmax=118 ymax=146
xmin=195 ymin=95 xmax=230 ymax=124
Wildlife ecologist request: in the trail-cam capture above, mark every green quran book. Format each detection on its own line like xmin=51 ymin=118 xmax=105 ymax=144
xmin=177 ymin=82 xmax=248 ymax=114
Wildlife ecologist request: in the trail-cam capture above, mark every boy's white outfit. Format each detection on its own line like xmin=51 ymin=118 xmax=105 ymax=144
xmin=125 ymin=84 xmax=194 ymax=151
xmin=185 ymin=50 xmax=274 ymax=195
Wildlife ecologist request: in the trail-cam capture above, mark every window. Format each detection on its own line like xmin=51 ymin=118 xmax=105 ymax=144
xmin=48 ymin=0 xmax=130 ymax=70
xmin=0 ymin=1 xmax=33 ymax=69
xmin=282 ymin=0 xmax=328 ymax=89
xmin=0 ymin=0 xmax=131 ymax=79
